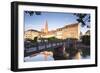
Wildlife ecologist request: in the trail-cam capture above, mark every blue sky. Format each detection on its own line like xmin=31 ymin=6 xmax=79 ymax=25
xmin=24 ymin=11 xmax=90 ymax=34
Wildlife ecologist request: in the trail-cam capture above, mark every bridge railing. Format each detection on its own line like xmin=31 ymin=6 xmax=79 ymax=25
xmin=25 ymin=40 xmax=65 ymax=53
xmin=24 ymin=39 xmax=90 ymax=57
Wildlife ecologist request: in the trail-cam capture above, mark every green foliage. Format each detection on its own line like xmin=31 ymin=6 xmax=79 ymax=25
xmin=25 ymin=37 xmax=38 ymax=44
xmin=47 ymin=37 xmax=58 ymax=41
xmin=74 ymin=13 xmax=90 ymax=28
xmin=34 ymin=37 xmax=38 ymax=42
xmin=82 ymin=48 xmax=90 ymax=57
xmin=66 ymin=38 xmax=78 ymax=40
xmin=25 ymin=11 xmax=41 ymax=16
xmin=81 ymin=35 xmax=90 ymax=45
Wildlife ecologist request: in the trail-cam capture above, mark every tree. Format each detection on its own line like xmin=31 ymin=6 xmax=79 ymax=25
xmin=28 ymin=37 xmax=38 ymax=44
xmin=74 ymin=13 xmax=90 ymax=28
xmin=47 ymin=37 xmax=58 ymax=41
xmin=25 ymin=11 xmax=41 ymax=16
xmin=34 ymin=37 xmax=38 ymax=42
xmin=81 ymin=35 xmax=90 ymax=45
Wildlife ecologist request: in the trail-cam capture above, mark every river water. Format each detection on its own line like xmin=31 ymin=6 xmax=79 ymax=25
xmin=24 ymin=52 xmax=90 ymax=62
xmin=24 ymin=53 xmax=54 ymax=62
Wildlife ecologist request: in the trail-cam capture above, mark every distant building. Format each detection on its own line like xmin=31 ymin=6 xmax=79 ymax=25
xmin=24 ymin=21 xmax=80 ymax=40
xmin=44 ymin=20 xmax=48 ymax=34
xmin=55 ymin=23 xmax=80 ymax=39
xmin=24 ymin=29 xmax=40 ymax=40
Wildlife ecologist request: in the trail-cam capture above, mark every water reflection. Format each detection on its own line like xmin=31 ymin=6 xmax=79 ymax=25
xmin=24 ymin=51 xmax=54 ymax=62
xmin=24 ymin=50 xmax=90 ymax=62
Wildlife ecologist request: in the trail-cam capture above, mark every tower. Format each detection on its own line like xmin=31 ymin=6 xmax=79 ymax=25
xmin=44 ymin=20 xmax=48 ymax=34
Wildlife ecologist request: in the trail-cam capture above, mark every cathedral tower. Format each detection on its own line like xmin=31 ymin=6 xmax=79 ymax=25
xmin=44 ymin=20 xmax=48 ymax=34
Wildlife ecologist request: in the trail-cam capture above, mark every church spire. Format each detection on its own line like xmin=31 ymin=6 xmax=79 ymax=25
xmin=44 ymin=20 xmax=48 ymax=34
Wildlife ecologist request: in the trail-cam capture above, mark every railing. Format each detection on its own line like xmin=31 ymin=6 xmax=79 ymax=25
xmin=25 ymin=41 xmax=65 ymax=53
xmin=24 ymin=40 xmax=90 ymax=57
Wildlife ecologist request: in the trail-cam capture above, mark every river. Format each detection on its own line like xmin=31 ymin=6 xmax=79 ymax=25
xmin=24 ymin=51 xmax=90 ymax=62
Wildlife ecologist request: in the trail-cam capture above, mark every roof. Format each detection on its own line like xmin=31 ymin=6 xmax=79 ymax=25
xmin=57 ymin=23 xmax=79 ymax=31
xmin=25 ymin=23 xmax=79 ymax=34
xmin=26 ymin=29 xmax=40 ymax=33
xmin=64 ymin=23 xmax=79 ymax=28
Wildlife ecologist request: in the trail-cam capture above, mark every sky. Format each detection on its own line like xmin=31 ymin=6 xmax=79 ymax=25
xmin=24 ymin=11 xmax=90 ymax=34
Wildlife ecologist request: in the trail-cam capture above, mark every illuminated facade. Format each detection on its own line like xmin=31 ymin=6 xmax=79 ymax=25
xmin=24 ymin=21 xmax=80 ymax=40
xmin=24 ymin=29 xmax=40 ymax=40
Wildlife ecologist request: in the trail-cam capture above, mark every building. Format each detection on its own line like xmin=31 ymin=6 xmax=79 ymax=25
xmin=56 ymin=23 xmax=80 ymax=39
xmin=24 ymin=29 xmax=40 ymax=40
xmin=24 ymin=21 xmax=80 ymax=40
xmin=44 ymin=20 xmax=48 ymax=34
